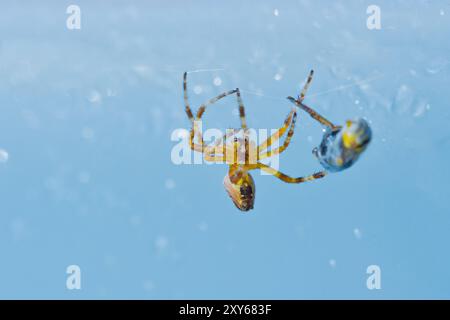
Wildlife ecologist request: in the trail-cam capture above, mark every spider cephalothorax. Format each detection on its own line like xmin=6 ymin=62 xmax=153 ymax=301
xmin=183 ymin=71 xmax=327 ymax=211
xmin=287 ymin=70 xmax=372 ymax=173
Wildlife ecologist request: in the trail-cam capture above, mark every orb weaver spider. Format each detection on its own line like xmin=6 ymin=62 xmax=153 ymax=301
xmin=287 ymin=70 xmax=372 ymax=172
xmin=183 ymin=72 xmax=327 ymax=211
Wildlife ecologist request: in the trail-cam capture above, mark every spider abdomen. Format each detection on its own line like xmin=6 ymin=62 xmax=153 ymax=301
xmin=223 ymin=170 xmax=255 ymax=212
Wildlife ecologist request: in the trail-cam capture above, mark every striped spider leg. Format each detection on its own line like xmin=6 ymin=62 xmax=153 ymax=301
xmin=286 ymin=69 xmax=338 ymax=130
xmin=257 ymin=107 xmax=297 ymax=160
xmin=246 ymin=163 xmax=327 ymax=183
xmin=183 ymin=71 xmax=243 ymax=161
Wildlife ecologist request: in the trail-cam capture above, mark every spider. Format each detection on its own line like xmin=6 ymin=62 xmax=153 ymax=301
xmin=287 ymin=70 xmax=372 ymax=172
xmin=183 ymin=72 xmax=327 ymax=211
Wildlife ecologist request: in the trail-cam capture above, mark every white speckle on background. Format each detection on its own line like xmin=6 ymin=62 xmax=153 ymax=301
xmin=307 ymin=135 xmax=313 ymax=143
xmin=274 ymin=73 xmax=282 ymax=81
xmin=413 ymin=101 xmax=430 ymax=118
xmin=155 ymin=236 xmax=169 ymax=251
xmin=426 ymin=58 xmax=449 ymax=75
xmin=354 ymin=99 xmax=360 ymax=105
xmin=88 ymin=90 xmax=102 ymax=104
xmin=165 ymin=178 xmax=176 ymax=190
xmin=440 ymin=9 xmax=445 ymax=16
xmin=273 ymin=9 xmax=279 ymax=16
xmin=426 ymin=68 xmax=439 ymax=75
xmin=232 ymin=108 xmax=239 ymax=116
xmin=359 ymin=83 xmax=370 ymax=91
xmin=353 ymin=228 xmax=362 ymax=239
xmin=133 ymin=64 xmax=152 ymax=77
xmin=329 ymin=259 xmax=336 ymax=268
xmin=0 ymin=149 xmax=9 ymax=163
xmin=82 ymin=127 xmax=95 ymax=140
xmin=213 ymin=77 xmax=222 ymax=86
xmin=193 ymin=85 xmax=203 ymax=95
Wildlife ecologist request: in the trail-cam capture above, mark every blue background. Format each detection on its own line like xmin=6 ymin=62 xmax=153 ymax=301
xmin=0 ymin=0 xmax=449 ymax=299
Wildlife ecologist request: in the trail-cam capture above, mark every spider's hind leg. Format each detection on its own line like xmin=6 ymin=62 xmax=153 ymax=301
xmin=183 ymin=72 xmax=238 ymax=147
xmin=287 ymin=97 xmax=336 ymax=129
xmin=196 ymin=88 xmax=239 ymax=120
xmin=251 ymin=162 xmax=328 ymax=184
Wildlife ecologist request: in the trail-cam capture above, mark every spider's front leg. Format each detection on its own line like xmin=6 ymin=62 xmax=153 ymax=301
xmin=286 ymin=70 xmax=337 ymax=130
xmin=256 ymin=107 xmax=296 ymax=155
xmin=287 ymin=97 xmax=337 ymax=130
xmin=258 ymin=107 xmax=298 ymax=160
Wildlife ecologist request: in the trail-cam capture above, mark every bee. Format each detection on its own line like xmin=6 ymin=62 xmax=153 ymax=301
xmin=287 ymin=70 xmax=372 ymax=172
xmin=183 ymin=72 xmax=327 ymax=211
